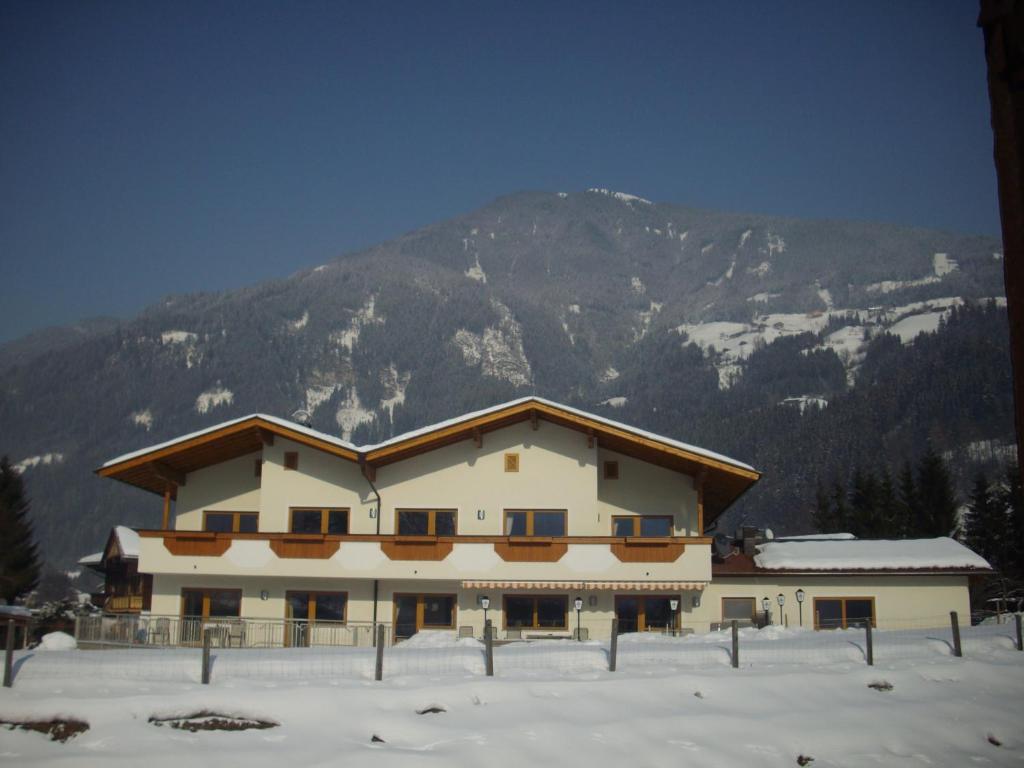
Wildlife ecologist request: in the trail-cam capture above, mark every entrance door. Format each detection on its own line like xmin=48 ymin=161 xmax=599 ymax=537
xmin=285 ymin=592 xmax=311 ymax=647
xmin=615 ymin=596 xmax=640 ymax=633
xmin=392 ymin=594 xmax=456 ymax=642
xmin=615 ymin=595 xmax=680 ymax=633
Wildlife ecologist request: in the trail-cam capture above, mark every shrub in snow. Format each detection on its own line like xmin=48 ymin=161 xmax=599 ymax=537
xmin=39 ymin=631 xmax=76 ymax=651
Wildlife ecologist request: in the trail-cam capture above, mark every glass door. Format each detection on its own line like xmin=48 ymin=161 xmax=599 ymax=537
xmin=615 ymin=596 xmax=640 ymax=633
xmin=285 ymin=592 xmax=311 ymax=647
xmin=394 ymin=595 xmax=418 ymax=641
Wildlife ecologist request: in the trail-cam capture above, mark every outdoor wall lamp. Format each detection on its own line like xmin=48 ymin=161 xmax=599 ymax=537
xmin=477 ymin=509 xmax=486 ymax=520
xmin=777 ymin=593 xmax=785 ymax=607
xmin=574 ymin=596 xmax=584 ymax=642
xmin=795 ymin=588 xmax=806 ymax=627
xmin=260 ymin=590 xmax=269 ymax=601
xmin=480 ymin=595 xmax=490 ymax=628
xmin=762 ymin=596 xmax=771 ymax=625
xmin=691 ymin=594 xmax=702 ymax=608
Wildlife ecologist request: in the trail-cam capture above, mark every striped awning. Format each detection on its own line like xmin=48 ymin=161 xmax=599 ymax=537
xmin=461 ymin=581 xmax=707 ymax=591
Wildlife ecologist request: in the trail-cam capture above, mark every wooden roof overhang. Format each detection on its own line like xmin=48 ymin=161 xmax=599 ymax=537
xmin=96 ymin=417 xmax=360 ymax=498
xmin=364 ymin=400 xmax=760 ymax=522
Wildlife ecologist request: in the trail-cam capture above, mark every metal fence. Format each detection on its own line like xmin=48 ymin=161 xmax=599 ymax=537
xmin=4 ymin=612 xmax=1019 ymax=688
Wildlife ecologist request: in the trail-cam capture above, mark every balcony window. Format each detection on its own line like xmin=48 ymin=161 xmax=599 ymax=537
xmin=504 ymin=509 xmax=566 ymax=537
xmin=203 ymin=511 xmax=259 ymax=533
xmin=289 ymin=508 xmax=349 ymax=535
xmin=612 ymin=515 xmax=673 ymax=537
xmin=396 ymin=509 xmax=457 ymax=536
xmin=504 ymin=595 xmax=568 ymax=629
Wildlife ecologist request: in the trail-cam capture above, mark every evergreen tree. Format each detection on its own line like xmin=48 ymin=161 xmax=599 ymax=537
xmin=877 ymin=468 xmax=900 ymax=538
xmin=895 ymin=461 xmax=919 ymax=538
xmin=812 ymin=481 xmax=836 ymax=533
xmin=0 ymin=456 xmax=41 ymax=604
xmin=830 ymin=478 xmax=850 ymax=534
xmin=850 ymin=467 xmax=884 ymax=537
xmin=915 ymin=446 xmax=959 ymax=537
xmin=963 ymin=471 xmax=1002 ymax=567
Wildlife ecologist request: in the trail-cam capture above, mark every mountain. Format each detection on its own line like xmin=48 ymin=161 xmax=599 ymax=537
xmin=0 ymin=189 xmax=1013 ymax=566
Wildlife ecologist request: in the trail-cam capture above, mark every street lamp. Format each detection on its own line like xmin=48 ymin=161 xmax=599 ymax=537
xmin=777 ymin=593 xmax=785 ymax=627
xmin=795 ymin=589 xmax=805 ymax=627
xmin=669 ymin=598 xmax=679 ymax=636
xmin=480 ymin=595 xmax=490 ymax=634
xmin=574 ymin=596 xmax=584 ymax=641
xmin=762 ymin=596 xmax=771 ymax=626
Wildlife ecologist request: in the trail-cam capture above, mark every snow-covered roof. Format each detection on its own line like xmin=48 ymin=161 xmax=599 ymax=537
xmin=101 ymin=413 xmax=359 ymax=468
xmin=77 ymin=551 xmax=103 ymax=566
xmin=754 ymin=536 xmax=991 ymax=572
xmin=101 ymin=397 xmax=755 ymax=475
xmin=361 ymin=396 xmax=756 ymax=473
xmin=774 ymin=533 xmax=857 ymax=541
xmin=113 ymin=526 xmax=140 ymax=558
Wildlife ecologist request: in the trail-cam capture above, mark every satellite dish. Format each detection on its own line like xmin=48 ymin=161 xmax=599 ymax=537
xmin=764 ymin=528 xmax=775 ymax=540
xmin=291 ymin=409 xmax=312 ymax=426
xmin=713 ymin=532 xmax=732 ymax=558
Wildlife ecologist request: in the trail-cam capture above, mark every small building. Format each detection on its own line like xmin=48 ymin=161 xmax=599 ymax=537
xmin=78 ymin=526 xmax=152 ymax=614
xmin=704 ymin=531 xmax=992 ymax=630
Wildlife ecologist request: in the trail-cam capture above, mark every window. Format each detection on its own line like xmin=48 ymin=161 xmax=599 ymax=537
xmin=603 ymin=461 xmax=619 ymax=480
xmin=612 ymin=516 xmax=673 ymax=537
xmin=504 ymin=509 xmax=567 ymax=536
xmin=285 ymin=591 xmax=347 ymax=623
xmin=203 ymin=511 xmax=259 ymax=533
xmin=396 ymin=509 xmax=457 ymax=536
xmin=289 ymin=508 xmax=349 ymax=534
xmin=393 ymin=593 xmax=457 ymax=640
xmin=504 ymin=452 xmax=519 ymax=472
xmin=814 ymin=597 xmax=875 ymax=630
xmin=284 ymin=451 xmax=299 ymax=470
xmin=616 ymin=595 xmax=681 ymax=632
xmin=722 ymin=597 xmax=756 ymax=622
xmin=504 ymin=595 xmax=569 ymax=629
xmin=181 ymin=588 xmax=241 ymax=618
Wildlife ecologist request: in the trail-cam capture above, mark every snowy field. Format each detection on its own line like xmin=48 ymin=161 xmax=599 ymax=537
xmin=1 ymin=626 xmax=1022 ymax=767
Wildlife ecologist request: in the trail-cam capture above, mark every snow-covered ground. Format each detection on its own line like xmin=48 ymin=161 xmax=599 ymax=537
xmin=2 ymin=625 xmax=1022 ymax=766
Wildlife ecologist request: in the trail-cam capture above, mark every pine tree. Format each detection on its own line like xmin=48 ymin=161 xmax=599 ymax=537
xmin=850 ymin=467 xmax=884 ymax=538
xmin=830 ymin=478 xmax=850 ymax=533
xmin=0 ymin=456 xmax=41 ymax=604
xmin=915 ymin=446 xmax=959 ymax=537
xmin=812 ymin=480 xmax=836 ymax=533
xmin=963 ymin=471 xmax=1001 ymax=567
xmin=895 ymin=461 xmax=918 ymax=538
xmin=877 ymin=467 xmax=900 ymax=538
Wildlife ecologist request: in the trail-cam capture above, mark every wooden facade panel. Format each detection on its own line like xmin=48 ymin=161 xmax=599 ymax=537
xmin=494 ymin=540 xmax=569 ymax=562
xmin=381 ymin=539 xmax=454 ymax=561
xmin=269 ymin=538 xmax=341 ymax=559
xmin=610 ymin=541 xmax=686 ymax=563
xmin=163 ymin=534 xmax=232 ymax=557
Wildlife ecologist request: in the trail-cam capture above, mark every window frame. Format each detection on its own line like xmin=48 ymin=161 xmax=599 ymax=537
xmin=284 ymin=590 xmax=348 ymax=624
xmin=180 ymin=587 xmax=243 ymax=619
xmin=502 ymin=594 xmax=570 ymax=630
xmin=813 ymin=596 xmax=877 ymax=630
xmin=503 ymin=509 xmax=568 ymax=537
xmin=611 ymin=515 xmax=674 ymax=537
xmin=288 ymin=507 xmax=350 ymax=535
xmin=394 ymin=508 xmax=458 ymax=536
xmin=392 ymin=592 xmax=458 ymax=633
xmin=202 ymin=510 xmax=259 ymax=533
xmin=615 ymin=594 xmax=682 ymax=632
xmin=721 ymin=597 xmax=757 ymax=622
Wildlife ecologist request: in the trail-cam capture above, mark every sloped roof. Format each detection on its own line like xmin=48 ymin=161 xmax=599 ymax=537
xmin=714 ymin=535 xmax=993 ymax=575
xmin=98 ymin=397 xmax=760 ymax=521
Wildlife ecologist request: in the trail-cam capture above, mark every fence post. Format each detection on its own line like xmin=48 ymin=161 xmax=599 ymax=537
xmin=485 ymin=620 xmax=494 ymax=677
xmin=609 ymin=619 xmax=618 ymax=672
xmin=201 ymin=628 xmax=211 ymax=684
xmin=3 ymin=620 xmax=14 ymax=688
xmin=864 ymin=619 xmax=873 ymax=666
xmin=731 ymin=620 xmax=739 ymax=668
xmin=950 ymin=611 xmax=962 ymax=658
xmin=1015 ymin=614 xmax=1022 ymax=651
xmin=374 ymin=624 xmax=386 ymax=681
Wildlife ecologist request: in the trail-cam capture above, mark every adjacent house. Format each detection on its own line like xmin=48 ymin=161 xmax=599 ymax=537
xmin=78 ymin=526 xmax=152 ymax=614
xmin=92 ymin=396 xmax=990 ymax=645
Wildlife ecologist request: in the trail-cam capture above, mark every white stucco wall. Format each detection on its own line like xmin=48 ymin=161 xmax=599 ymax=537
xmin=174 ymin=452 xmax=262 ymax=530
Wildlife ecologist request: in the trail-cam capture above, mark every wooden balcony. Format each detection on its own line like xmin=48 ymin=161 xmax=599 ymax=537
xmin=104 ymin=594 xmax=145 ymax=613
xmin=610 ymin=537 xmax=686 ymax=563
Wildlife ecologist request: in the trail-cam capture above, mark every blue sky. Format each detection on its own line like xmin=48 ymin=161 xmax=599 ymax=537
xmin=0 ymin=1 xmax=998 ymax=343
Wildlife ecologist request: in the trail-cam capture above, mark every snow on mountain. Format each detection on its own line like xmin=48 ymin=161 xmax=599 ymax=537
xmin=130 ymin=410 xmax=154 ymax=431
xmin=195 ymin=387 xmax=234 ymax=414
xmin=13 ymin=452 xmax=64 ymax=474
xmin=586 ymin=188 xmax=652 ymax=205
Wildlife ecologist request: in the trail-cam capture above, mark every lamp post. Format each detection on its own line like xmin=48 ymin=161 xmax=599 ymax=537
xmin=795 ymin=589 xmax=805 ymax=627
xmin=480 ymin=595 xmax=490 ymax=636
xmin=669 ymin=598 xmax=679 ymax=636
xmin=777 ymin=593 xmax=785 ymax=627
xmin=762 ymin=596 xmax=771 ymax=626
xmin=574 ymin=596 xmax=584 ymax=641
